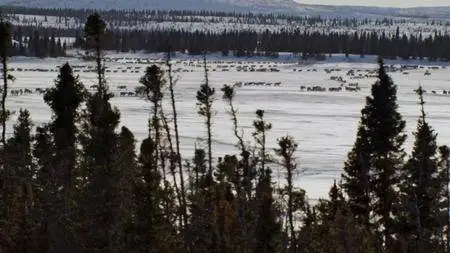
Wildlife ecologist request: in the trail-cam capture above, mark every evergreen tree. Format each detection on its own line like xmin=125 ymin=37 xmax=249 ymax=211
xmin=84 ymin=13 xmax=106 ymax=93
xmin=253 ymin=109 xmax=277 ymax=253
xmin=197 ymin=55 xmax=215 ymax=180
xmin=396 ymin=86 xmax=443 ymax=253
xmin=186 ymin=148 xmax=217 ymax=253
xmin=2 ymin=110 xmax=33 ymax=253
xmin=111 ymin=126 xmax=137 ymax=253
xmin=342 ymin=57 xmax=406 ymax=252
xmin=139 ymin=64 xmax=165 ymax=180
xmin=0 ymin=21 xmax=12 ymax=147
xmin=437 ymin=145 xmax=450 ymax=251
xmin=41 ymin=62 xmax=85 ymax=252
xmin=166 ymin=49 xmax=188 ymax=231
xmin=80 ymin=76 xmax=120 ymax=253
xmin=32 ymin=125 xmax=54 ymax=253
xmin=221 ymin=84 xmax=255 ymax=253
xmin=254 ymin=168 xmax=281 ymax=253
xmin=341 ymin=122 xmax=371 ymax=227
xmin=275 ymin=135 xmax=299 ymax=253
xmin=132 ymin=135 xmax=178 ymax=253
xmin=253 ymin=109 xmax=272 ymax=175
xmin=0 ymin=21 xmax=12 ymax=246
xmin=80 ymin=12 xmax=123 ymax=253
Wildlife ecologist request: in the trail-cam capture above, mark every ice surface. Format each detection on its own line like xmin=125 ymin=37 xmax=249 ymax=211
xmin=4 ymin=54 xmax=450 ymax=200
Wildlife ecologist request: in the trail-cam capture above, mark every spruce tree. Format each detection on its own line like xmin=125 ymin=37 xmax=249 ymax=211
xmin=396 ymin=86 xmax=443 ymax=252
xmin=84 ymin=13 xmax=106 ymax=93
xmin=32 ymin=125 xmax=54 ymax=253
xmin=80 ymin=89 xmax=120 ymax=252
xmin=166 ymin=48 xmax=187 ymax=230
xmin=44 ymin=63 xmax=84 ymax=200
xmin=254 ymin=168 xmax=281 ymax=253
xmin=304 ymin=182 xmax=375 ymax=253
xmin=139 ymin=64 xmax=165 ymax=179
xmin=253 ymin=109 xmax=272 ymax=175
xmin=197 ymin=54 xmax=215 ymax=180
xmin=275 ymin=135 xmax=299 ymax=253
xmin=437 ymin=145 xmax=450 ymax=251
xmin=341 ymin=124 xmax=371 ymax=227
xmin=186 ymin=148 xmax=216 ymax=253
xmin=0 ymin=21 xmax=12 ymax=147
xmin=341 ymin=57 xmax=406 ymax=251
xmin=253 ymin=109 xmax=278 ymax=253
xmin=112 ymin=126 xmax=137 ymax=253
xmin=215 ymin=155 xmax=241 ymax=253
xmin=2 ymin=110 xmax=33 ymax=252
xmin=221 ymin=84 xmax=255 ymax=253
xmin=0 ymin=21 xmax=12 ymax=246
xmin=81 ymin=13 xmax=122 ymax=253
xmin=132 ymin=135 xmax=178 ymax=253
xmin=42 ymin=62 xmax=85 ymax=252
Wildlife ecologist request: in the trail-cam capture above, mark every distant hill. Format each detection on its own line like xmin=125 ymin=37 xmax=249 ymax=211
xmin=1 ymin=0 xmax=450 ymax=18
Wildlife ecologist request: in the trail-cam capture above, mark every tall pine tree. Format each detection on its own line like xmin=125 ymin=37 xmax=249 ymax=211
xmin=2 ymin=110 xmax=33 ymax=253
xmin=80 ymin=13 xmax=122 ymax=253
xmin=42 ymin=62 xmax=85 ymax=252
xmin=341 ymin=57 xmax=406 ymax=252
xmin=397 ymin=86 xmax=447 ymax=253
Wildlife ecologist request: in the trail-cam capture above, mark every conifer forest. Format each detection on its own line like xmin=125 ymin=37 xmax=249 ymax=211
xmin=0 ymin=10 xmax=449 ymax=253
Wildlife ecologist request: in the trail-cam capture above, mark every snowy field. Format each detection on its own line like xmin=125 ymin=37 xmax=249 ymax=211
xmin=4 ymin=53 xmax=450 ymax=200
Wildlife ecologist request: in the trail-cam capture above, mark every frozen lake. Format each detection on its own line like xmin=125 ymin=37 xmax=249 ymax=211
xmin=4 ymin=54 xmax=450 ymax=199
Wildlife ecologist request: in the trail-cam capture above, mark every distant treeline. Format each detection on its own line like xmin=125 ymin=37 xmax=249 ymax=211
xmin=10 ymin=27 xmax=67 ymax=57
xmin=3 ymin=6 xmax=448 ymax=27
xmin=4 ymin=22 xmax=450 ymax=60
xmin=4 ymin=6 xmax=450 ymax=60
xmin=71 ymin=28 xmax=450 ymax=61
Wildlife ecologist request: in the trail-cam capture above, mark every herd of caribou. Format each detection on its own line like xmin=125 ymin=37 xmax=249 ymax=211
xmin=2 ymin=58 xmax=449 ymax=100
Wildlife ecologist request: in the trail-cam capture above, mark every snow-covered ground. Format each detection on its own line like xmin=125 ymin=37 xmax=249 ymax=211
xmin=4 ymin=53 xmax=450 ymax=200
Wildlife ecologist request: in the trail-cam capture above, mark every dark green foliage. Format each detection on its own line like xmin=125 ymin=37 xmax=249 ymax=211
xmin=43 ymin=62 xmax=85 ymax=198
xmin=84 ymin=13 xmax=107 ymax=94
xmin=32 ymin=125 xmax=54 ymax=253
xmin=140 ymin=64 xmax=165 ymax=103
xmin=84 ymin=13 xmax=106 ymax=43
xmin=197 ymin=56 xmax=215 ymax=178
xmin=275 ymin=135 xmax=299 ymax=253
xmin=80 ymin=14 xmax=123 ymax=252
xmin=254 ymin=169 xmax=281 ymax=253
xmin=396 ymin=87 xmax=447 ymax=253
xmin=31 ymin=62 xmax=87 ymax=253
xmin=367 ymin=58 xmax=406 ymax=250
xmin=253 ymin=109 xmax=272 ymax=174
xmin=341 ymin=125 xmax=371 ymax=226
xmin=1 ymin=110 xmax=33 ymax=252
xmin=341 ymin=58 xmax=406 ymax=251
xmin=132 ymin=136 xmax=179 ymax=253
xmin=437 ymin=145 xmax=450 ymax=252
xmin=0 ymin=21 xmax=12 ymax=147
xmin=80 ymin=89 xmax=121 ymax=252
xmin=252 ymin=109 xmax=281 ymax=253
xmin=111 ymin=126 xmax=138 ymax=253
xmin=298 ymin=183 xmax=375 ymax=253
xmin=44 ymin=63 xmax=85 ymax=146
xmin=186 ymin=148 xmax=217 ymax=253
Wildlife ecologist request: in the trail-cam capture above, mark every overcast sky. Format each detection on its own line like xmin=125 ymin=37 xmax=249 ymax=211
xmin=293 ymin=0 xmax=450 ymax=8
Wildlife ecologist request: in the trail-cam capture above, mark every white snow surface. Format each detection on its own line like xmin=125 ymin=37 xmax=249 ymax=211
xmin=4 ymin=53 xmax=450 ymax=200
